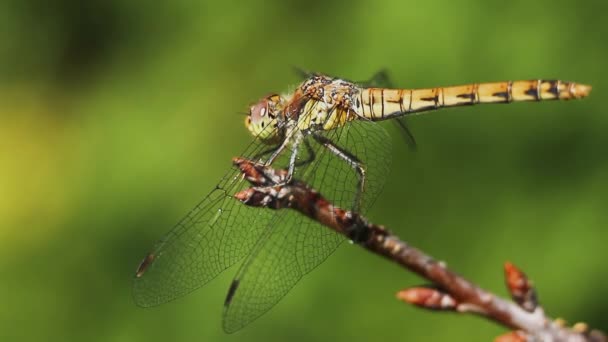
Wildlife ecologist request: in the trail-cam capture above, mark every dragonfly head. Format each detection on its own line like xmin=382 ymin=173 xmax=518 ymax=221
xmin=246 ymin=94 xmax=284 ymax=144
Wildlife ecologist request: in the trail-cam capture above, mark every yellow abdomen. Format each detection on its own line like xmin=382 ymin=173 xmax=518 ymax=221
xmin=358 ymin=80 xmax=592 ymax=120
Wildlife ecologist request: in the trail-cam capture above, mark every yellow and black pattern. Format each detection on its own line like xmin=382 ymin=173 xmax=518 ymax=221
xmin=357 ymin=79 xmax=592 ymax=120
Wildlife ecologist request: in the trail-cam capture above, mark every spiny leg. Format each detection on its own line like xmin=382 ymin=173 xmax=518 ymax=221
xmin=257 ymin=133 xmax=303 ymax=186
xmin=252 ymin=134 xmax=317 ymax=168
xmin=285 ymin=136 xmax=302 ymax=183
xmin=295 ymin=139 xmax=315 ymax=167
xmin=265 ymin=131 xmax=294 ymax=166
xmin=312 ymin=133 xmax=366 ymax=213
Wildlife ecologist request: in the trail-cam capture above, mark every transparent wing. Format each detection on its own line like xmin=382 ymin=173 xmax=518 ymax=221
xmin=312 ymin=117 xmax=393 ymax=212
xmin=222 ymin=116 xmax=392 ymax=332
xmin=222 ymin=210 xmax=334 ymax=333
xmin=132 ymin=127 xmax=287 ymax=307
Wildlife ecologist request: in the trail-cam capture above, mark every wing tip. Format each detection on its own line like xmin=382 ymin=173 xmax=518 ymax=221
xmin=222 ymin=279 xmax=249 ymax=334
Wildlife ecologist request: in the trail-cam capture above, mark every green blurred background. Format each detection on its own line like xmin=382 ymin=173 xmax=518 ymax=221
xmin=1 ymin=0 xmax=606 ymax=340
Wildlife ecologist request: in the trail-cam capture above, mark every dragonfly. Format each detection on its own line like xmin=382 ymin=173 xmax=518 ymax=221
xmin=133 ymin=71 xmax=591 ymax=333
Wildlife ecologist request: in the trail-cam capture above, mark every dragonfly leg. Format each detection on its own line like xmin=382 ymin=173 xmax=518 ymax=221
xmin=265 ymin=133 xmax=294 ymax=166
xmin=284 ymin=137 xmax=302 ymax=183
xmin=295 ymin=139 xmax=315 ymax=167
xmin=257 ymin=134 xmax=302 ymax=186
xmin=312 ymin=133 xmax=365 ymax=212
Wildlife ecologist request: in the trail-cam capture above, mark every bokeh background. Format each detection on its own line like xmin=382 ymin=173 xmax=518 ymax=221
xmin=1 ymin=0 xmax=606 ymax=340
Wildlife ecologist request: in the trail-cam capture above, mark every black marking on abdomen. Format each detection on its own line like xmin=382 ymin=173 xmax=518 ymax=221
xmin=420 ymin=95 xmax=439 ymax=107
xmin=457 ymin=93 xmax=476 ymax=101
xmin=547 ymin=80 xmax=560 ymax=98
xmin=225 ymin=280 xmax=240 ymax=306
xmin=525 ymin=81 xmax=541 ymax=100
xmin=369 ymin=89 xmax=375 ymax=118
xmin=524 ymin=88 xmax=539 ymax=99
xmin=380 ymin=89 xmax=385 ymax=117
xmin=492 ymin=91 xmax=510 ymax=102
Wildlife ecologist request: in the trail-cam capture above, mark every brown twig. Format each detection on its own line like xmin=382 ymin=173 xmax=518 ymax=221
xmin=232 ymin=157 xmax=606 ymax=342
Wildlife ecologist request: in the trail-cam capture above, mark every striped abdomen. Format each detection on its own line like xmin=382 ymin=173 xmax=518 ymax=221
xmin=358 ymin=80 xmax=592 ymax=121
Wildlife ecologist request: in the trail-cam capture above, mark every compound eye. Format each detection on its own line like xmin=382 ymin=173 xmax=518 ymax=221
xmin=249 ymin=100 xmax=269 ymax=123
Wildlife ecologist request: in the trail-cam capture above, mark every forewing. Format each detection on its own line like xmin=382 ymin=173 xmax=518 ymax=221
xmin=295 ymin=117 xmax=392 ymax=274
xmin=311 ymin=117 xmax=392 ymax=213
xmin=132 ymin=128 xmax=285 ymax=307
xmin=222 ymin=113 xmax=392 ymax=332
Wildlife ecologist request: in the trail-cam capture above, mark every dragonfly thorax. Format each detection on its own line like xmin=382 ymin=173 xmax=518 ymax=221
xmin=245 ymin=94 xmax=285 ymax=144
